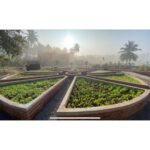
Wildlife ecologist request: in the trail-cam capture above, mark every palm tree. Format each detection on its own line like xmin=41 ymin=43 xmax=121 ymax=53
xmin=119 ymin=41 xmax=141 ymax=65
xmin=70 ymin=43 xmax=80 ymax=55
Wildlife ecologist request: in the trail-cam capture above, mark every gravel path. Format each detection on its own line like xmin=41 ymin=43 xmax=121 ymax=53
xmin=34 ymin=77 xmax=73 ymax=120
xmin=125 ymin=71 xmax=150 ymax=84
xmin=0 ymin=111 xmax=12 ymax=120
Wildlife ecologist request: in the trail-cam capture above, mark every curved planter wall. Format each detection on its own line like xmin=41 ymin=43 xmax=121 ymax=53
xmin=57 ymin=76 xmax=150 ymax=120
xmin=0 ymin=76 xmax=67 ymax=119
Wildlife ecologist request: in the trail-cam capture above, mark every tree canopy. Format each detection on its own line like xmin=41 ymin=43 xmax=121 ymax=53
xmin=26 ymin=30 xmax=38 ymax=48
xmin=0 ymin=30 xmax=26 ymax=57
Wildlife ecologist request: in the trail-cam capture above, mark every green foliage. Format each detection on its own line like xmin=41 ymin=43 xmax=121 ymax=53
xmin=27 ymin=69 xmax=53 ymax=72
xmin=119 ymin=41 xmax=141 ymax=64
xmin=0 ymin=30 xmax=26 ymax=57
xmin=10 ymin=74 xmax=50 ymax=79
xmin=101 ymin=75 xmax=140 ymax=84
xmin=0 ymin=78 xmax=61 ymax=104
xmin=67 ymin=78 xmax=144 ymax=108
xmin=0 ymin=55 xmax=9 ymax=66
xmin=26 ymin=30 xmax=38 ymax=48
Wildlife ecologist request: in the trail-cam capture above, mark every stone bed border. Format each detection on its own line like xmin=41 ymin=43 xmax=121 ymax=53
xmin=57 ymin=76 xmax=150 ymax=120
xmin=0 ymin=76 xmax=67 ymax=119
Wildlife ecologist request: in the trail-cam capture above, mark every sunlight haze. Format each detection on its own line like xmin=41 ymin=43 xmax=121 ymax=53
xmin=36 ymin=30 xmax=150 ymax=56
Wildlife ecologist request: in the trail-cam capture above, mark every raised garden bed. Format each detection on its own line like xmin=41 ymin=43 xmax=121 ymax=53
xmin=8 ymin=74 xmax=55 ymax=80
xmin=23 ymin=70 xmax=57 ymax=75
xmin=67 ymin=78 xmax=144 ymax=108
xmin=11 ymin=74 xmax=49 ymax=79
xmin=88 ymin=70 xmax=122 ymax=76
xmin=26 ymin=69 xmax=54 ymax=72
xmin=87 ymin=73 xmax=149 ymax=89
xmin=0 ymin=74 xmax=61 ymax=84
xmin=0 ymin=76 xmax=67 ymax=119
xmin=57 ymin=76 xmax=150 ymax=119
xmin=96 ymin=74 xmax=141 ymax=84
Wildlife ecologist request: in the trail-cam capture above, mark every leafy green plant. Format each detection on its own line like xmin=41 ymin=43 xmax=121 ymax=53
xmin=10 ymin=74 xmax=50 ymax=79
xmin=100 ymin=75 xmax=140 ymax=84
xmin=0 ymin=78 xmax=61 ymax=104
xmin=27 ymin=69 xmax=54 ymax=72
xmin=67 ymin=78 xmax=144 ymax=108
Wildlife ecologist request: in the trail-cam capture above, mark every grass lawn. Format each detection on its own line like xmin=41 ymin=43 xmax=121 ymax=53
xmin=67 ymin=78 xmax=143 ymax=108
xmin=0 ymin=78 xmax=61 ymax=104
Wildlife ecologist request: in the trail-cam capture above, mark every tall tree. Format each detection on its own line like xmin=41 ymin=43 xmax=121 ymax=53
xmin=25 ymin=30 xmax=38 ymax=60
xmin=119 ymin=41 xmax=141 ymax=65
xmin=26 ymin=30 xmax=38 ymax=48
xmin=0 ymin=30 xmax=26 ymax=58
xmin=70 ymin=43 xmax=80 ymax=54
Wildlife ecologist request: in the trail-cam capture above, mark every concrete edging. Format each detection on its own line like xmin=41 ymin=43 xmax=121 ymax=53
xmin=0 ymin=76 xmax=68 ymax=119
xmin=57 ymin=76 xmax=150 ymax=120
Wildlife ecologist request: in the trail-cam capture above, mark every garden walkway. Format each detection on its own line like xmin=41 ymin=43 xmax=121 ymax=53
xmin=125 ymin=71 xmax=150 ymax=84
xmin=34 ymin=77 xmax=73 ymax=120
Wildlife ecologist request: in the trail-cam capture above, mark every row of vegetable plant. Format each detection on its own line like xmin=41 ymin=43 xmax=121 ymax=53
xmin=67 ymin=78 xmax=144 ymax=108
xmin=97 ymin=75 xmax=141 ymax=84
xmin=0 ymin=78 xmax=62 ymax=104
xmin=10 ymin=74 xmax=51 ymax=79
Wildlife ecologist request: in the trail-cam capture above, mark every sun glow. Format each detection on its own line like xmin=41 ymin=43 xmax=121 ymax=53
xmin=63 ymin=35 xmax=75 ymax=49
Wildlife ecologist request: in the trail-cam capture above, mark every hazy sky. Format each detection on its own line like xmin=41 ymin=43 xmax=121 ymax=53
xmin=36 ymin=30 xmax=150 ymax=55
